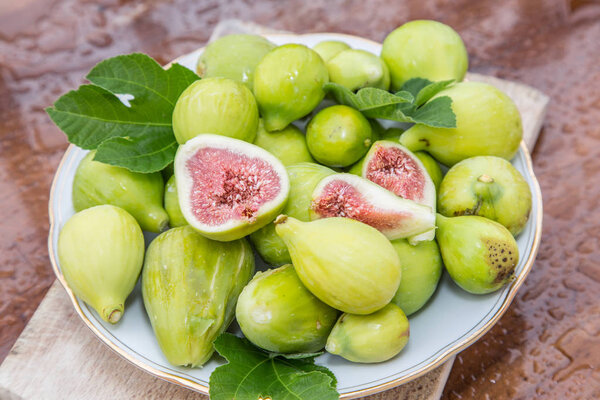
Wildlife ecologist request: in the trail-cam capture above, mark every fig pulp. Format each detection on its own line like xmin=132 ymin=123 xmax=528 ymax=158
xmin=327 ymin=49 xmax=390 ymax=91
xmin=438 ymin=156 xmax=532 ymax=235
xmin=72 ymin=151 xmax=168 ymax=233
xmin=399 ymin=82 xmax=523 ymax=166
xmin=253 ymin=120 xmax=315 ymax=166
xmin=163 ymin=175 xmax=187 ymax=227
xmin=174 ymin=134 xmax=290 ymax=241
xmin=310 ymin=173 xmax=435 ymax=240
xmin=58 ymin=205 xmax=144 ymax=324
xmin=236 ymin=264 xmax=339 ymax=353
xmin=313 ymin=40 xmax=351 ymax=62
xmin=436 ymin=214 xmax=519 ymax=294
xmin=274 ymin=216 xmax=401 ymax=314
xmin=142 ymin=226 xmax=254 ymax=367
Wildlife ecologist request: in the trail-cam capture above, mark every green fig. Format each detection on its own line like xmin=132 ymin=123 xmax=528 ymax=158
xmin=58 ymin=205 xmax=144 ymax=324
xmin=313 ymin=40 xmax=351 ymax=62
xmin=415 ymin=151 xmax=443 ymax=191
xmin=236 ymin=264 xmax=339 ymax=353
xmin=326 ymin=303 xmax=409 ymax=363
xmin=253 ymin=44 xmax=329 ymax=131
xmin=390 ymin=239 xmax=442 ymax=315
xmin=253 ymin=120 xmax=315 ymax=165
xmin=72 ymin=151 xmax=168 ymax=233
xmin=164 ymin=175 xmax=187 ymax=227
xmin=274 ymin=216 xmax=401 ymax=314
xmin=436 ymin=214 xmax=519 ymax=294
xmin=250 ymin=162 xmax=335 ymax=265
xmin=399 ymin=82 xmax=523 ymax=166
xmin=438 ymin=156 xmax=531 ymax=235
xmin=197 ymin=34 xmax=276 ymax=90
xmin=327 ymin=49 xmax=390 ymax=91
xmin=381 ymin=127 xmax=405 ymax=141
xmin=142 ymin=226 xmax=254 ymax=367
xmin=172 ymin=77 xmax=259 ymax=144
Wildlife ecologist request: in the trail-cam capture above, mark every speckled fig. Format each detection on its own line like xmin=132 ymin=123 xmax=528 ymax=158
xmin=274 ymin=216 xmax=401 ymax=314
xmin=326 ymin=303 xmax=409 ymax=363
xmin=163 ymin=176 xmax=187 ymax=227
xmin=58 ymin=205 xmax=144 ymax=324
xmin=175 ymin=134 xmax=289 ymax=241
xmin=253 ymin=120 xmax=314 ymax=166
xmin=436 ymin=214 xmax=519 ymax=294
xmin=72 ymin=151 xmax=168 ymax=233
xmin=313 ymin=40 xmax=351 ymax=62
xmin=438 ymin=156 xmax=531 ymax=235
xmin=327 ymin=49 xmax=390 ymax=91
xmin=142 ymin=226 xmax=254 ymax=367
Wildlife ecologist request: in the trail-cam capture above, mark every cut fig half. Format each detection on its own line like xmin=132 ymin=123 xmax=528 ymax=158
xmin=310 ymin=173 xmax=435 ymax=240
xmin=175 ymin=134 xmax=290 ymax=241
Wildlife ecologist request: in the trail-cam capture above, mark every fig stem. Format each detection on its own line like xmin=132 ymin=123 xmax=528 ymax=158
xmin=477 ymin=174 xmax=494 ymax=183
xmin=106 ymin=307 xmax=123 ymax=324
xmin=273 ymin=214 xmax=288 ymax=225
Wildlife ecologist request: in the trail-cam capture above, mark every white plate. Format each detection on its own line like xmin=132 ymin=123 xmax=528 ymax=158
xmin=48 ymin=33 xmax=543 ymax=398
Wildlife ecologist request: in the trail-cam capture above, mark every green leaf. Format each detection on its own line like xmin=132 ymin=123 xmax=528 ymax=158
xmin=414 ymin=79 xmax=455 ymax=106
xmin=209 ymin=333 xmax=339 ymax=400
xmin=399 ymin=78 xmax=433 ymax=99
xmin=410 ymin=96 xmax=457 ymax=128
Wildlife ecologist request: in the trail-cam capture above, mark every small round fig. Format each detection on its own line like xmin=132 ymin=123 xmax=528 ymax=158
xmin=326 ymin=303 xmax=409 ymax=363
xmin=236 ymin=264 xmax=339 ymax=353
xmin=306 ymin=105 xmax=373 ymax=167
xmin=172 ymin=77 xmax=259 ymax=144
xmin=327 ymin=49 xmax=390 ymax=91
xmin=164 ymin=175 xmax=187 ymax=227
xmin=414 ymin=151 xmax=443 ymax=191
xmin=313 ymin=40 xmax=351 ymax=62
xmin=253 ymin=120 xmax=314 ymax=166
xmin=438 ymin=156 xmax=531 ymax=235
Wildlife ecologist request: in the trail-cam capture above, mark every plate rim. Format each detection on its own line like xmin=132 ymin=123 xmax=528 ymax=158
xmin=47 ymin=32 xmax=544 ymax=399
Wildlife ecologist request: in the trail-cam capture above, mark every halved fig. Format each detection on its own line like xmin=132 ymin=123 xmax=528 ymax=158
xmin=310 ymin=173 xmax=435 ymax=240
xmin=174 ymin=134 xmax=290 ymax=241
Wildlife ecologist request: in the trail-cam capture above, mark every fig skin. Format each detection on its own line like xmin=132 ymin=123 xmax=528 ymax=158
xmin=250 ymin=162 xmax=335 ymax=266
xmin=172 ymin=77 xmax=259 ymax=144
xmin=390 ymin=239 xmax=442 ymax=316
xmin=381 ymin=20 xmax=468 ymax=90
xmin=72 ymin=151 xmax=168 ymax=233
xmin=436 ymin=214 xmax=519 ymax=294
xmin=236 ymin=264 xmax=339 ymax=353
xmin=438 ymin=156 xmax=531 ymax=235
xmin=253 ymin=120 xmax=315 ymax=166
xmin=399 ymin=82 xmax=523 ymax=166
xmin=196 ymin=34 xmax=275 ymax=91
xmin=415 ymin=151 xmax=443 ymax=191
xmin=164 ymin=175 xmax=187 ymax=227
xmin=274 ymin=215 xmax=401 ymax=314
xmin=313 ymin=40 xmax=351 ymax=62
xmin=142 ymin=226 xmax=254 ymax=367
xmin=327 ymin=49 xmax=390 ymax=91
xmin=58 ymin=205 xmax=144 ymax=324
xmin=325 ymin=303 xmax=409 ymax=363
xmin=253 ymin=44 xmax=329 ymax=131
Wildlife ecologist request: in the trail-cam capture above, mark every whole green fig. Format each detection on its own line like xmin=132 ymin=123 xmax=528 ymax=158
xmin=313 ymin=40 xmax=351 ymax=62
xmin=72 ymin=151 xmax=168 ymax=232
xmin=253 ymin=120 xmax=315 ymax=165
xmin=415 ymin=151 xmax=443 ymax=191
xmin=58 ymin=205 xmax=144 ymax=324
xmin=236 ymin=264 xmax=339 ymax=353
xmin=142 ymin=226 xmax=254 ymax=367
xmin=327 ymin=49 xmax=390 ymax=91
xmin=253 ymin=44 xmax=329 ymax=131
xmin=163 ymin=175 xmax=187 ymax=227
xmin=326 ymin=303 xmax=409 ymax=363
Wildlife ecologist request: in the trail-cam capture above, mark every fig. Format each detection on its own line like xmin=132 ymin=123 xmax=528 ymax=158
xmin=58 ymin=205 xmax=144 ymax=324
xmin=310 ymin=173 xmax=435 ymax=240
xmin=306 ymin=105 xmax=373 ymax=167
xmin=313 ymin=40 xmax=351 ymax=62
xmin=236 ymin=264 xmax=339 ymax=353
xmin=399 ymin=82 xmax=523 ymax=166
xmin=174 ymin=134 xmax=290 ymax=241
xmin=253 ymin=120 xmax=315 ymax=166
xmin=250 ymin=162 xmax=335 ymax=265
xmin=274 ymin=216 xmax=401 ymax=314
xmin=253 ymin=44 xmax=329 ymax=131
xmin=327 ymin=49 xmax=390 ymax=91
xmin=438 ymin=156 xmax=531 ymax=236
xmin=142 ymin=226 xmax=254 ymax=367
xmin=390 ymin=239 xmax=442 ymax=316
xmin=172 ymin=77 xmax=259 ymax=144
xmin=415 ymin=151 xmax=443 ymax=191
xmin=164 ymin=175 xmax=187 ymax=227
xmin=436 ymin=214 xmax=519 ymax=294
xmin=72 ymin=151 xmax=168 ymax=233
xmin=325 ymin=303 xmax=409 ymax=363
xmin=381 ymin=20 xmax=468 ymax=90
xmin=381 ymin=127 xmax=405 ymax=141
xmin=196 ymin=34 xmax=275 ymax=91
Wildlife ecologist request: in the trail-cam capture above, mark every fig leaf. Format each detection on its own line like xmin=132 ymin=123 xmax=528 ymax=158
xmin=209 ymin=333 xmax=338 ymax=400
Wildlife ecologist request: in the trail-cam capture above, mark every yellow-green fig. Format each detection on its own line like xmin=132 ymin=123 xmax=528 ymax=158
xmin=327 ymin=49 xmax=390 ymax=91
xmin=399 ymin=82 xmax=523 ymax=166
xmin=253 ymin=44 xmax=329 ymax=131
xmin=415 ymin=151 xmax=443 ymax=191
xmin=274 ymin=216 xmax=401 ymax=314
xmin=163 ymin=175 xmax=187 ymax=227
xmin=72 ymin=151 xmax=168 ymax=233
xmin=313 ymin=40 xmax=351 ymax=62
xmin=326 ymin=303 xmax=409 ymax=363
xmin=436 ymin=214 xmax=519 ymax=294
xmin=58 ymin=205 xmax=144 ymax=324
xmin=236 ymin=264 xmax=339 ymax=353
xmin=142 ymin=226 xmax=254 ymax=367
xmin=253 ymin=120 xmax=315 ymax=166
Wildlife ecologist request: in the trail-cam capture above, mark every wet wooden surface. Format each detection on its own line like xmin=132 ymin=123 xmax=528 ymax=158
xmin=1 ymin=1 xmax=599 ymax=399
